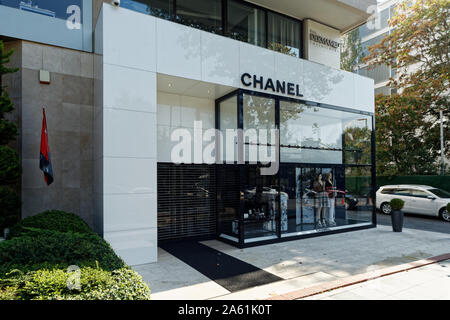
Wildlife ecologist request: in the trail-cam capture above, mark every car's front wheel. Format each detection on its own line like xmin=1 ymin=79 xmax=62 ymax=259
xmin=439 ymin=207 xmax=450 ymax=222
xmin=380 ymin=202 xmax=392 ymax=215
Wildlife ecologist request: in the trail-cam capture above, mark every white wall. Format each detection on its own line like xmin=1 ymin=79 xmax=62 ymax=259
xmin=95 ymin=4 xmax=158 ymax=265
xmin=157 ymin=92 xmax=215 ymax=163
xmin=96 ymin=3 xmax=375 ymax=264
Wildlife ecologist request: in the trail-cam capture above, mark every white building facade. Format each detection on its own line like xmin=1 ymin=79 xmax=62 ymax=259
xmin=1 ymin=0 xmax=376 ymax=265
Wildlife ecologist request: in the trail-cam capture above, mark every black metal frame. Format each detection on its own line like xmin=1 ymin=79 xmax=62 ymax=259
xmin=215 ymin=89 xmax=376 ymax=248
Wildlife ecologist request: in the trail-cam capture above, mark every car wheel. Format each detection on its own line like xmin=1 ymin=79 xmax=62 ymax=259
xmin=381 ymin=202 xmax=392 ymax=215
xmin=440 ymin=208 xmax=450 ymax=222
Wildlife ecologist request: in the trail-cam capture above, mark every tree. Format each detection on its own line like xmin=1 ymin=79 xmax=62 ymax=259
xmin=364 ymin=0 xmax=449 ymax=174
xmin=341 ymin=28 xmax=364 ymax=72
xmin=364 ymin=0 xmax=449 ymax=113
xmin=0 ymin=40 xmax=21 ymax=233
xmin=375 ymin=94 xmax=445 ymax=176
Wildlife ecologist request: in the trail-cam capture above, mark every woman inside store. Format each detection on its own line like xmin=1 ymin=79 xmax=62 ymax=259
xmin=313 ymin=173 xmax=330 ymax=228
xmin=325 ymin=172 xmax=337 ymax=227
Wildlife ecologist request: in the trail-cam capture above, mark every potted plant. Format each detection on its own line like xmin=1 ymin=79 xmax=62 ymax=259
xmin=390 ymin=198 xmax=405 ymax=232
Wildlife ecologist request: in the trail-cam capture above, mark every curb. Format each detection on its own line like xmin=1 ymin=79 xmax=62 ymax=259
xmin=266 ymin=253 xmax=450 ymax=300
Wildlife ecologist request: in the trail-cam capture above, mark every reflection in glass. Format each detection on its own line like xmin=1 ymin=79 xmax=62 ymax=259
xmin=280 ymin=102 xmax=343 ymax=164
xmin=344 ymin=167 xmax=373 ymax=223
xmin=227 ymin=0 xmax=266 ymax=48
xmin=216 ymin=90 xmax=375 ymax=244
xmin=121 ymin=0 xmax=173 ymax=19
xmin=176 ymin=0 xmax=222 ymax=34
xmin=241 ymin=166 xmax=279 ymax=242
xmin=267 ymin=12 xmax=301 ymax=57
xmin=219 ymin=94 xmax=238 ymax=163
xmin=243 ymin=94 xmax=276 ymax=163
xmin=217 ymin=165 xmax=240 ymax=242
xmin=343 ymin=115 xmax=372 ymax=165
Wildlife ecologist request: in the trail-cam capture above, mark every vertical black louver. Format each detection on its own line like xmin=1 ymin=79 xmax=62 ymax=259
xmin=157 ymin=163 xmax=216 ymax=241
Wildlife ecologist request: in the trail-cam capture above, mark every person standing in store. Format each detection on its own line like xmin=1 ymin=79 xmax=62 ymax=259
xmin=313 ymin=173 xmax=329 ymax=228
xmin=325 ymin=172 xmax=336 ymax=227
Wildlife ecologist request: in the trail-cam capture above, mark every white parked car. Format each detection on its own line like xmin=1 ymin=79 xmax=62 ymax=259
xmin=376 ymin=185 xmax=450 ymax=221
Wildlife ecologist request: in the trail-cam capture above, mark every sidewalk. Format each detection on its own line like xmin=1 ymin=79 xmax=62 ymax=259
xmin=133 ymin=224 xmax=450 ymax=300
xmin=301 ymin=259 xmax=450 ymax=300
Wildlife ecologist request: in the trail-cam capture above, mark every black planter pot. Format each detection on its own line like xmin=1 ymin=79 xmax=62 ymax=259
xmin=391 ymin=210 xmax=404 ymax=232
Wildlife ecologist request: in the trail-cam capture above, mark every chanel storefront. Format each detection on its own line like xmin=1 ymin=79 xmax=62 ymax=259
xmin=215 ymin=86 xmax=375 ymax=247
xmin=93 ymin=0 xmax=376 ymax=264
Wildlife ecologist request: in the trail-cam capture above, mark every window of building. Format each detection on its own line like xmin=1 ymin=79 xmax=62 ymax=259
xmin=227 ymin=0 xmax=266 ymax=48
xmin=361 ymin=32 xmax=388 ymax=57
xmin=374 ymin=86 xmax=392 ymax=96
xmin=121 ymin=0 xmax=304 ymax=58
xmin=358 ymin=64 xmax=390 ymax=84
xmin=267 ymin=12 xmax=301 ymax=57
xmin=216 ymin=89 xmax=375 ymax=245
xmin=175 ymin=0 xmax=222 ymax=34
xmin=121 ymin=0 xmax=173 ymax=19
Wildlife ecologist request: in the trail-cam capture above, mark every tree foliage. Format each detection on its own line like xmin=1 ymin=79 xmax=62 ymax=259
xmin=363 ymin=0 xmax=449 ymax=175
xmin=341 ymin=28 xmax=364 ymax=72
xmin=364 ymin=0 xmax=449 ymax=111
xmin=0 ymin=40 xmax=21 ymax=231
xmin=375 ymin=94 xmax=446 ymax=175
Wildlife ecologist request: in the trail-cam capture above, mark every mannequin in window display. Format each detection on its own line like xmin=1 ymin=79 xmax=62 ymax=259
xmin=313 ymin=173 xmax=330 ymax=228
xmin=325 ymin=173 xmax=336 ymax=227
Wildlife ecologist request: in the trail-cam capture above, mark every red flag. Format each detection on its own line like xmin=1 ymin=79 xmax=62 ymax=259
xmin=40 ymin=108 xmax=54 ymax=185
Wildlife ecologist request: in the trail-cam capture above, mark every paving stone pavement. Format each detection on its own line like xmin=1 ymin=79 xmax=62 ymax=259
xmin=301 ymin=260 xmax=450 ymax=300
xmin=133 ymin=224 xmax=450 ymax=300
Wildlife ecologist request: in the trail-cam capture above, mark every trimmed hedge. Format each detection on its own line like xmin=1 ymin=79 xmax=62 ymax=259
xmin=8 ymin=210 xmax=92 ymax=239
xmin=0 ymin=267 xmax=151 ymax=300
xmin=0 ymin=210 xmax=151 ymax=300
xmin=0 ymin=228 xmax=125 ymax=275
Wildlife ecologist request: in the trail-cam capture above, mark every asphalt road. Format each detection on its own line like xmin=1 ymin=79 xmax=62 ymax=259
xmin=376 ymin=211 xmax=450 ymax=234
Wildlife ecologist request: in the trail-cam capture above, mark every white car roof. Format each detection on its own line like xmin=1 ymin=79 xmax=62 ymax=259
xmin=379 ymin=185 xmax=435 ymax=190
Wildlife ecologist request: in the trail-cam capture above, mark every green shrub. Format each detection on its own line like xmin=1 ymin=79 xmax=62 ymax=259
xmin=0 ymin=208 xmax=151 ymax=300
xmin=0 ymin=186 xmax=20 ymax=231
xmin=0 ymin=267 xmax=151 ymax=300
xmin=0 ymin=228 xmax=125 ymax=275
xmin=0 ymin=146 xmax=21 ymax=183
xmin=8 ymin=210 xmax=92 ymax=239
xmin=390 ymin=198 xmax=405 ymax=211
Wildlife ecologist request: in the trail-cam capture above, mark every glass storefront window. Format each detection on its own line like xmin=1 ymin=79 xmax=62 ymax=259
xmin=176 ymin=0 xmax=222 ymax=34
xmin=267 ymin=12 xmax=301 ymax=58
xmin=219 ymin=94 xmax=238 ymax=163
xmin=243 ymin=94 xmax=276 ymax=164
xmin=241 ymin=165 xmax=279 ymax=242
xmin=121 ymin=0 xmax=173 ymax=19
xmin=280 ymin=102 xmax=343 ymax=164
xmin=344 ymin=167 xmax=373 ymax=223
xmin=217 ymin=89 xmax=375 ymax=245
xmin=343 ymin=115 xmax=372 ymax=165
xmin=227 ymin=0 xmax=266 ymax=48
xmin=217 ymin=165 xmax=241 ymax=242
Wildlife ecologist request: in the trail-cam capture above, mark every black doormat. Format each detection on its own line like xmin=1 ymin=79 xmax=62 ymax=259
xmin=159 ymin=241 xmax=283 ymax=293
